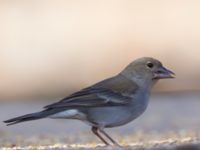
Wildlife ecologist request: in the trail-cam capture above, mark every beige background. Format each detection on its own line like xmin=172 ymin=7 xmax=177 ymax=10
xmin=0 ymin=0 xmax=200 ymax=100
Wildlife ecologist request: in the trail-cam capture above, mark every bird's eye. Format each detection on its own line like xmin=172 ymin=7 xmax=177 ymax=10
xmin=146 ymin=62 xmax=154 ymax=68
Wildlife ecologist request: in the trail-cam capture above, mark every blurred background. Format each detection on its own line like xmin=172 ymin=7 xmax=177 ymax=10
xmin=0 ymin=0 xmax=200 ymax=144
xmin=1 ymin=0 xmax=200 ymax=100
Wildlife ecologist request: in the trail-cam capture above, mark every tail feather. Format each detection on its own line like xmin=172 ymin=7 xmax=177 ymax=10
xmin=4 ymin=111 xmax=48 ymax=126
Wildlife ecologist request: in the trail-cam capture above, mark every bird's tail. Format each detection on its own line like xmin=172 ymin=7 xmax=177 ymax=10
xmin=4 ymin=110 xmax=51 ymax=126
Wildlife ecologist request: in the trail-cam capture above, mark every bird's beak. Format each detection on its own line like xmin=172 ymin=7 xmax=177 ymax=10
xmin=153 ymin=66 xmax=175 ymax=79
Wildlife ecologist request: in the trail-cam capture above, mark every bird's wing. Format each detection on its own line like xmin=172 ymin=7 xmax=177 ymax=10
xmin=44 ymin=74 xmax=138 ymax=109
xmin=44 ymin=87 xmax=132 ymax=109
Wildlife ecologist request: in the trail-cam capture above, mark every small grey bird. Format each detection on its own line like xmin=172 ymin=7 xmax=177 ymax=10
xmin=4 ymin=57 xmax=175 ymax=146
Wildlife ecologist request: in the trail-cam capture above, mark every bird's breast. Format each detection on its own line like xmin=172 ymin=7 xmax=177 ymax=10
xmin=85 ymin=91 xmax=150 ymax=128
xmin=128 ymin=89 xmax=150 ymax=117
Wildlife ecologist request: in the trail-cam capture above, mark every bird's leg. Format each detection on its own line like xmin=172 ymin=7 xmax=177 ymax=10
xmin=91 ymin=126 xmax=110 ymax=146
xmin=99 ymin=129 xmax=121 ymax=147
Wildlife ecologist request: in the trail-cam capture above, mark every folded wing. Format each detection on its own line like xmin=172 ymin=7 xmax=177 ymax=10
xmin=44 ymin=87 xmax=132 ymax=108
xmin=44 ymin=75 xmax=138 ymax=109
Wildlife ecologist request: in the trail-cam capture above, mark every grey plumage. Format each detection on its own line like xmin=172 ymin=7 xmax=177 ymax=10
xmin=4 ymin=57 xmax=175 ymax=146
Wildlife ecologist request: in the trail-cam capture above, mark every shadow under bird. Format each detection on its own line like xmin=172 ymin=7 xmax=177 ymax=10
xmin=4 ymin=57 xmax=175 ymax=146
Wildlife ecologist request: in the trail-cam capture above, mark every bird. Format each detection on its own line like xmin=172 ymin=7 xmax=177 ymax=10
xmin=4 ymin=57 xmax=175 ymax=146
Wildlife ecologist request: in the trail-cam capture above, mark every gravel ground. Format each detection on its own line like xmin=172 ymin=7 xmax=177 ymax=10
xmin=1 ymin=131 xmax=200 ymax=150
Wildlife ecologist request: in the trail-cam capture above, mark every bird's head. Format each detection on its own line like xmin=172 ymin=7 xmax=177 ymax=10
xmin=121 ymin=57 xmax=175 ymax=87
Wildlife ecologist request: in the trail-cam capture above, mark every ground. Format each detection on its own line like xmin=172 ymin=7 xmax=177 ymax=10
xmin=1 ymin=131 xmax=200 ymax=150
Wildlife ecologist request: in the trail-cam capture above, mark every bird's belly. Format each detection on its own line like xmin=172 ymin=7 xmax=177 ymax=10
xmin=85 ymin=104 xmax=147 ymax=128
